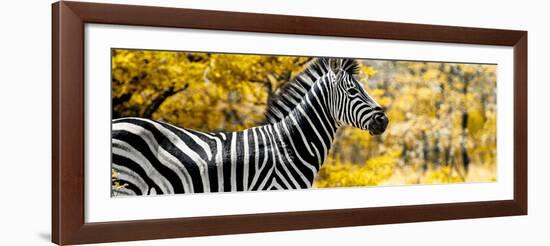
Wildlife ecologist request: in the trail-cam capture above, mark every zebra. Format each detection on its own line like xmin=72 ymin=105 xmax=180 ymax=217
xmin=111 ymin=58 xmax=388 ymax=196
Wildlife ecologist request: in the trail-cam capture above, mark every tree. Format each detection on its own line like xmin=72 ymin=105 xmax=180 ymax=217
xmin=112 ymin=49 xmax=309 ymax=131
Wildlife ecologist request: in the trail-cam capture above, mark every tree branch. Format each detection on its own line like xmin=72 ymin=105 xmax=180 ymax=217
xmin=142 ymin=83 xmax=189 ymax=118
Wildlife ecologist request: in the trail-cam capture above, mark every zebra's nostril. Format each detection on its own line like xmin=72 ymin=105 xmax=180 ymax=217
xmin=373 ymin=114 xmax=388 ymax=131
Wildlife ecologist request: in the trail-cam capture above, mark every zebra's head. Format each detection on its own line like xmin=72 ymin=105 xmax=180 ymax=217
xmin=328 ymin=59 xmax=388 ymax=135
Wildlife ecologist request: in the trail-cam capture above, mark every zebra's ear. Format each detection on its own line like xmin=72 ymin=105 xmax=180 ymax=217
xmin=328 ymin=58 xmax=344 ymax=78
xmin=328 ymin=58 xmax=339 ymax=72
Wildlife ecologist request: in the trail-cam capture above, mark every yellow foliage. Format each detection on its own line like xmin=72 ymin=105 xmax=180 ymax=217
xmin=467 ymin=109 xmax=485 ymax=135
xmin=423 ymin=166 xmax=464 ymax=184
xmin=314 ymin=150 xmax=400 ymax=188
xmin=112 ymin=49 xmax=309 ymax=132
xmin=360 ymin=65 xmax=377 ymax=78
xmin=111 ymin=169 xmax=127 ymax=190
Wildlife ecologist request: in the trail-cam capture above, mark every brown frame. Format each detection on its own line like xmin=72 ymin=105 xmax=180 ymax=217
xmin=52 ymin=1 xmax=527 ymax=245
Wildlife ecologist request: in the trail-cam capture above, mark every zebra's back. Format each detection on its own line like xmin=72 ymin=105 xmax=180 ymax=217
xmin=111 ymin=117 xmax=221 ymax=196
xmin=111 ymin=117 xmax=314 ymax=196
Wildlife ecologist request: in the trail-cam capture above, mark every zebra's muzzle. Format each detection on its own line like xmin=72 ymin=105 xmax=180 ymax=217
xmin=368 ymin=113 xmax=388 ymax=135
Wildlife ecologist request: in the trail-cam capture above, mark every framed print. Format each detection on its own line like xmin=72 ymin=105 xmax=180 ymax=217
xmin=52 ymin=1 xmax=527 ymax=245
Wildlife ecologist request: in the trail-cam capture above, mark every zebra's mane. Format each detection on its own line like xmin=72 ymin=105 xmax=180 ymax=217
xmin=264 ymin=57 xmax=360 ymax=124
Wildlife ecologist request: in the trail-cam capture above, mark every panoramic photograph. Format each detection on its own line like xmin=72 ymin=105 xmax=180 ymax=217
xmin=110 ymin=49 xmax=497 ymax=196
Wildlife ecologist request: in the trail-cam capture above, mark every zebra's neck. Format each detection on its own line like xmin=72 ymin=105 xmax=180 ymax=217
xmin=265 ymin=58 xmax=329 ymax=124
xmin=274 ymin=76 xmax=337 ymax=173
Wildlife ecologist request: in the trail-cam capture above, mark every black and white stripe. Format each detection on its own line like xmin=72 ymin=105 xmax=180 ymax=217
xmin=112 ymin=58 xmax=388 ymax=196
xmin=265 ymin=58 xmax=360 ymax=124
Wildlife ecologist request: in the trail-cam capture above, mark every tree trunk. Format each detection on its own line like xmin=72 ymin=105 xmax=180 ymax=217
xmin=461 ymin=76 xmax=471 ymax=172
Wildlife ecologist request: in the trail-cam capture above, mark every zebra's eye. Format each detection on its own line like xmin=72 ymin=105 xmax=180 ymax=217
xmin=347 ymin=88 xmax=359 ymax=96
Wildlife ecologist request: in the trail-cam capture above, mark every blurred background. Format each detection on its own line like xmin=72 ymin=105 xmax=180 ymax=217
xmin=112 ymin=49 xmax=497 ymax=188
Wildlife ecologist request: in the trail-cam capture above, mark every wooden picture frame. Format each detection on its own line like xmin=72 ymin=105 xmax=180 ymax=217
xmin=52 ymin=1 xmax=527 ymax=245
